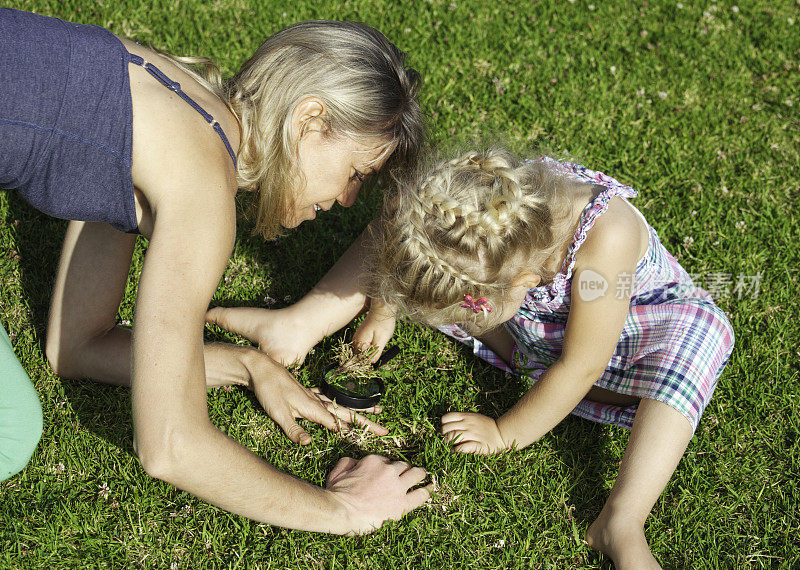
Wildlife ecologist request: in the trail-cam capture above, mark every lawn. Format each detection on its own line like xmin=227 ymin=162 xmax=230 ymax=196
xmin=1 ymin=0 xmax=798 ymax=568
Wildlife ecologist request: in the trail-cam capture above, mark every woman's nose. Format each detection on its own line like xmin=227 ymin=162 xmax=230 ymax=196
xmin=337 ymin=185 xmax=360 ymax=208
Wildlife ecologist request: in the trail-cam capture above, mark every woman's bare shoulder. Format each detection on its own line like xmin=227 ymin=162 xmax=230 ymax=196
xmin=120 ymin=37 xmax=239 ymax=202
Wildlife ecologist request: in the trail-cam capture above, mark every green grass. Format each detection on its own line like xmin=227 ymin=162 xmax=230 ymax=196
xmin=1 ymin=0 xmax=799 ymax=567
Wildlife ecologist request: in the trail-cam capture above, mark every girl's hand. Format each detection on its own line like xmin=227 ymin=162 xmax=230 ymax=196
xmin=206 ymin=307 xmax=317 ymax=366
xmin=326 ymin=455 xmax=432 ymax=535
xmin=352 ymin=299 xmax=397 ymax=363
xmin=441 ymin=412 xmax=508 ymax=455
xmin=244 ymin=351 xmax=388 ymax=444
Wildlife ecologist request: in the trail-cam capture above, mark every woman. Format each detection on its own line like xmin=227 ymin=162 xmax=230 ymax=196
xmin=0 ymin=8 xmax=429 ymax=534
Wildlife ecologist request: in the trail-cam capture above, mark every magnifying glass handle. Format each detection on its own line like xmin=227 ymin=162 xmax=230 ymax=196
xmin=373 ymin=345 xmax=400 ymax=369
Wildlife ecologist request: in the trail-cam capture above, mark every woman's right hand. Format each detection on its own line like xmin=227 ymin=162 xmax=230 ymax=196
xmin=242 ymin=349 xmax=388 ymax=444
xmin=352 ymin=299 xmax=397 ymax=363
xmin=206 ymin=307 xmax=317 ymax=366
xmin=326 ymin=455 xmax=432 ymax=534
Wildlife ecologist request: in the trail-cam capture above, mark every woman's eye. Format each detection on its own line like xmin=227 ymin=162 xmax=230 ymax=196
xmin=352 ymin=170 xmax=365 ymax=183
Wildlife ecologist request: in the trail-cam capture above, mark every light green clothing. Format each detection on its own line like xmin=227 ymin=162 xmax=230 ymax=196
xmin=0 ymin=320 xmax=42 ymax=481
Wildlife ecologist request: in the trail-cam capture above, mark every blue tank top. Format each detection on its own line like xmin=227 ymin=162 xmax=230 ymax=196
xmin=0 ymin=8 xmax=237 ymax=233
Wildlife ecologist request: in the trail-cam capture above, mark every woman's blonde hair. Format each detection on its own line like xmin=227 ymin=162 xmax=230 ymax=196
xmin=365 ymin=147 xmax=578 ymax=334
xmin=161 ymin=20 xmax=423 ymax=239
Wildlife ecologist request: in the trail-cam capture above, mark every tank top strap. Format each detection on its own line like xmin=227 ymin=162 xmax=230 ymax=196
xmin=539 ymin=158 xmax=639 ymax=294
xmin=126 ymin=52 xmax=237 ymax=170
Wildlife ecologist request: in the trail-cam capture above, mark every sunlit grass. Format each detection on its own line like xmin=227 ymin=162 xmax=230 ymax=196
xmin=1 ymin=0 xmax=798 ymax=567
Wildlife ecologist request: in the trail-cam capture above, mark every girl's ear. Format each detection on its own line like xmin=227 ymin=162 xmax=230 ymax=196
xmin=291 ymin=97 xmax=328 ymax=142
xmin=512 ymin=271 xmax=541 ymax=289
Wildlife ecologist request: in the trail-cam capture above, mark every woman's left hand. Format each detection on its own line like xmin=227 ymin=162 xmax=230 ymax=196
xmin=245 ymin=351 xmax=389 ymax=444
xmin=441 ymin=412 xmax=508 ymax=455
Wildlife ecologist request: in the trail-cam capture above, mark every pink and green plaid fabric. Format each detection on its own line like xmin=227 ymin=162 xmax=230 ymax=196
xmin=440 ymin=158 xmax=734 ymax=431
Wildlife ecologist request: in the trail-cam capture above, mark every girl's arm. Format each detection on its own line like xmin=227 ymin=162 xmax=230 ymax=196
xmin=132 ymin=169 xmax=426 ymax=533
xmin=443 ymin=203 xmax=645 ymax=454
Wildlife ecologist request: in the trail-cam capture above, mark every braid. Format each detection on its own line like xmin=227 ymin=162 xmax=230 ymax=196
xmin=405 ymin=234 xmax=491 ymax=289
xmin=397 ymin=184 xmax=490 ymax=292
xmin=420 ymin=153 xmax=533 ymax=234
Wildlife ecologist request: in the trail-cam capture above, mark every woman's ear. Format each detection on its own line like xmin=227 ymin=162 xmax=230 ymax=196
xmin=512 ymin=271 xmax=540 ymax=289
xmin=291 ymin=97 xmax=328 ymax=142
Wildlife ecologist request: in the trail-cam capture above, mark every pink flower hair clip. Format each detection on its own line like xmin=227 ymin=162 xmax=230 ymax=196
xmin=461 ymin=294 xmax=492 ymax=316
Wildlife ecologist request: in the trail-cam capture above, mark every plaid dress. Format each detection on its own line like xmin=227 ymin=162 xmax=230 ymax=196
xmin=440 ymin=159 xmax=734 ymax=431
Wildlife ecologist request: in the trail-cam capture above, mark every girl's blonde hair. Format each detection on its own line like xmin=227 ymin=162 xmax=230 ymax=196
xmin=365 ymin=147 xmax=578 ymax=334
xmin=161 ymin=20 xmax=423 ymax=239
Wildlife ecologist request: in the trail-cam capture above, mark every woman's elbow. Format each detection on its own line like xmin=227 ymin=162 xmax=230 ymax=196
xmin=134 ymin=426 xmax=183 ymax=482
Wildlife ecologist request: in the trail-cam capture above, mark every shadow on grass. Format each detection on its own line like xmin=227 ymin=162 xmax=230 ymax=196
xmin=62 ymin=382 xmax=135 ymax=451
xmin=210 ymin=188 xmax=380 ymax=310
xmin=7 ymin=193 xmax=64 ymax=342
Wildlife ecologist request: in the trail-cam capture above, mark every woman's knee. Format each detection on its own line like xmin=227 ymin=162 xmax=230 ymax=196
xmin=0 ymin=416 xmax=43 ymax=481
xmin=45 ymin=329 xmax=74 ymax=377
xmin=1 ymin=323 xmax=43 ymax=480
xmin=45 ymin=321 xmax=113 ymax=378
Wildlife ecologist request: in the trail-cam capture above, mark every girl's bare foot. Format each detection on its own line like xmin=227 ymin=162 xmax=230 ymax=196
xmin=206 ymin=307 xmax=319 ymax=365
xmin=585 ymin=511 xmax=662 ymax=570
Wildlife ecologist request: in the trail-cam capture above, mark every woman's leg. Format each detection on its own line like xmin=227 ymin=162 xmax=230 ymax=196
xmin=46 ymin=221 xmax=138 ymax=384
xmin=585 ymin=398 xmax=693 ymax=570
xmin=0 ymin=321 xmax=43 ymax=481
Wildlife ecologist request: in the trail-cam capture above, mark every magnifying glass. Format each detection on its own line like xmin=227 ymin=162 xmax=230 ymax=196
xmin=319 ymin=345 xmax=400 ymax=410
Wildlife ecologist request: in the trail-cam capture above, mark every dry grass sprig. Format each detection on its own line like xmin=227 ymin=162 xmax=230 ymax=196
xmin=332 ymin=339 xmax=381 ymax=381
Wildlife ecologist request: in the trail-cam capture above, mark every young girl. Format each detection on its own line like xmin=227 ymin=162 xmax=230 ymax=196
xmin=369 ymin=148 xmax=735 ymax=567
xmin=1 ymin=8 xmax=431 ymax=534
xmin=210 ymin=147 xmax=733 ymax=564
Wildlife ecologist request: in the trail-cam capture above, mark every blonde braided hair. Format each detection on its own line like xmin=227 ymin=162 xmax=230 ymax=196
xmin=364 ymin=147 xmax=578 ymax=333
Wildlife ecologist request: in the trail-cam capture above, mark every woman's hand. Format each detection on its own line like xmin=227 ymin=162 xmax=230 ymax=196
xmin=243 ymin=351 xmax=388 ymax=444
xmin=206 ymin=307 xmax=318 ymax=366
xmin=352 ymin=299 xmax=397 ymax=363
xmin=326 ymin=455 xmax=432 ymax=534
xmin=441 ymin=412 xmax=509 ymax=455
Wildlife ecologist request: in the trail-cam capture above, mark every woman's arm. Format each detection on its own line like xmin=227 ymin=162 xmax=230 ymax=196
xmin=131 ymin=170 xmax=425 ymax=532
xmin=443 ymin=203 xmax=645 ymax=454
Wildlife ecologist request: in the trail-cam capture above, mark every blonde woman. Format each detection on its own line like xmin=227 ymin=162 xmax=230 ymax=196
xmin=0 ymin=8 xmax=430 ymax=533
